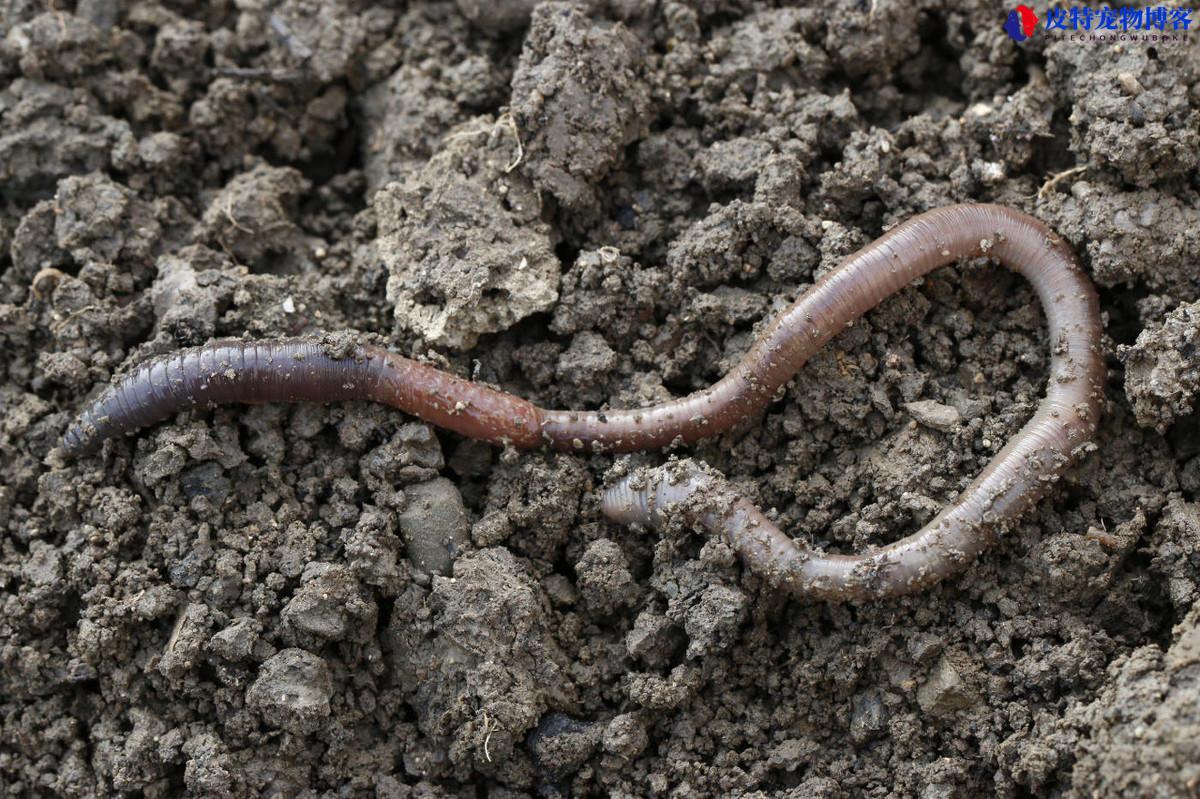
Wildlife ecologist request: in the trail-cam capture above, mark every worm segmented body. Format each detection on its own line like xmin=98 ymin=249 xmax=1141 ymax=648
xmin=61 ymin=339 xmax=544 ymax=455
xmin=62 ymin=204 xmax=1104 ymax=602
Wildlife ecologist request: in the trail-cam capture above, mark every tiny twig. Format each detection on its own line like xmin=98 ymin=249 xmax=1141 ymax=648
xmin=1034 ymin=165 xmax=1088 ymax=199
xmin=442 ymin=112 xmax=524 ymax=173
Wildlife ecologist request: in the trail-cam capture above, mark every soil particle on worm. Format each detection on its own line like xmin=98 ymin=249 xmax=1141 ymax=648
xmin=2 ymin=0 xmax=1198 ymax=796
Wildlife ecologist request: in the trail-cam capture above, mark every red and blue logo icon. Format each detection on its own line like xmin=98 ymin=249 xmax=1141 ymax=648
xmin=1004 ymin=4 xmax=1040 ymax=40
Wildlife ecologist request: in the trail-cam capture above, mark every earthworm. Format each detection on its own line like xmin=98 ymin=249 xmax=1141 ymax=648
xmin=61 ymin=204 xmax=1104 ymax=601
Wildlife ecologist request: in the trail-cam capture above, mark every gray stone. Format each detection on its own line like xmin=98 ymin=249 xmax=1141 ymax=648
xmin=917 ymin=655 xmax=976 ymax=716
xmin=602 ymin=713 xmax=648 ymax=760
xmin=850 ymin=691 xmax=889 ymax=744
xmin=246 ymin=648 xmax=332 ymax=734
xmin=281 ymin=563 xmax=378 ymax=644
xmin=904 ymin=400 xmax=961 ymax=432
xmin=683 ymin=584 xmax=748 ymax=659
xmin=526 ymin=713 xmax=600 ymax=781
xmin=576 ymin=538 xmax=635 ymax=614
xmin=397 ymin=478 xmax=471 ymax=579
xmin=626 ymin=610 xmax=681 ymax=667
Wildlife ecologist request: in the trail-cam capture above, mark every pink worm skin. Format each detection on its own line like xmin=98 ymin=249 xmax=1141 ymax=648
xmin=61 ymin=204 xmax=1103 ymax=602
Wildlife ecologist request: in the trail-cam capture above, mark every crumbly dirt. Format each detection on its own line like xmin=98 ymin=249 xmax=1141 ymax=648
xmin=2 ymin=1 xmax=1198 ymax=796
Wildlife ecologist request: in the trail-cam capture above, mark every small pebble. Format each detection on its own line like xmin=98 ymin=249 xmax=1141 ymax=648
xmin=526 ymin=713 xmax=600 ymax=781
xmin=397 ymin=478 xmax=471 ymax=580
xmin=246 ymin=649 xmax=333 ymax=734
xmin=904 ymin=400 xmax=961 ymax=432
xmin=602 ymin=713 xmax=648 ymax=760
xmin=281 ymin=564 xmax=378 ymax=644
xmin=575 ymin=539 xmax=635 ymax=614
xmin=917 ymin=655 xmax=976 ymax=716
xmin=683 ymin=584 xmax=748 ymax=659
xmin=626 ymin=610 xmax=681 ymax=667
xmin=850 ymin=691 xmax=889 ymax=744
xmin=206 ymin=618 xmax=260 ymax=662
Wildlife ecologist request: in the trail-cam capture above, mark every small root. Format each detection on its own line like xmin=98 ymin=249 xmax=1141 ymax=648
xmin=1034 ymin=165 xmax=1088 ymax=199
xmin=443 ymin=111 xmax=524 ymax=173
xmin=498 ymin=111 xmax=524 ymax=173
xmin=223 ymin=196 xmax=255 ymax=235
xmin=31 ymin=267 xmax=68 ymax=300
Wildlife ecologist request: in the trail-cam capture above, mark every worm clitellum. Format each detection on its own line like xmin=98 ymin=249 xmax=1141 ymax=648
xmin=62 ymin=204 xmax=1104 ymax=602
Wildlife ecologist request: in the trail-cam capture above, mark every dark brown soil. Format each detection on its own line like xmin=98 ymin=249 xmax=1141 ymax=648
xmin=2 ymin=1 xmax=1198 ymax=796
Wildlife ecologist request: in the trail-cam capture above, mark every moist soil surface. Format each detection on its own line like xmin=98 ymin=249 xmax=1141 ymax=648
xmin=2 ymin=2 xmax=1199 ymax=797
